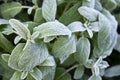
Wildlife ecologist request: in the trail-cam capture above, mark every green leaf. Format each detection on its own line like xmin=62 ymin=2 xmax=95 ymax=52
xmin=44 ymin=36 xmax=56 ymax=43
xmin=0 ymin=19 xmax=8 ymax=25
xmin=0 ymin=32 xmax=14 ymax=53
xmin=1 ymin=54 xmax=10 ymax=62
xmin=89 ymin=22 xmax=100 ymax=32
xmin=86 ymin=28 xmax=93 ymax=38
xmin=40 ymin=56 xmax=56 ymax=66
xmin=74 ymin=65 xmax=84 ymax=79
xmin=93 ymin=9 xmax=118 ymax=58
xmin=34 ymin=8 xmax=44 ymax=23
xmin=52 ymin=35 xmax=76 ymax=63
xmin=21 ymin=71 xmax=28 ymax=79
xmin=8 ymin=43 xmax=25 ymax=71
xmin=74 ymin=37 xmax=90 ymax=64
xmin=30 ymin=67 xmax=42 ymax=80
xmin=9 ymin=19 xmax=31 ymax=40
xmin=114 ymin=35 xmax=120 ymax=52
xmin=55 ymin=68 xmax=71 ymax=80
xmin=104 ymin=65 xmax=120 ymax=77
xmin=10 ymin=71 xmax=22 ymax=80
xmin=78 ymin=6 xmax=99 ymax=21
xmin=18 ymin=40 xmax=49 ymax=71
xmin=82 ymin=0 xmax=95 ymax=8
xmin=9 ymin=40 xmax=49 ymax=71
xmin=14 ymin=36 xmax=22 ymax=44
xmin=33 ymin=20 xmax=71 ymax=39
xmin=42 ymin=0 xmax=57 ymax=21
xmin=0 ymin=25 xmax=13 ymax=35
xmin=88 ymin=75 xmax=102 ymax=80
xmin=0 ymin=2 xmax=22 ymax=19
xmin=67 ymin=21 xmax=86 ymax=33
xmin=59 ymin=2 xmax=82 ymax=25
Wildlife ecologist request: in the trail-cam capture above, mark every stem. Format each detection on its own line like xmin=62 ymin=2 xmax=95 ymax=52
xmin=22 ymin=6 xmax=32 ymax=9
xmin=57 ymin=64 xmax=79 ymax=80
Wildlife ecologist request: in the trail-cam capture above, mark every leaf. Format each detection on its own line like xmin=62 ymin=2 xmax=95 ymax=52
xmin=59 ymin=2 xmax=82 ymax=25
xmin=78 ymin=6 xmax=99 ymax=21
xmin=18 ymin=40 xmax=49 ymax=71
xmin=67 ymin=21 xmax=86 ymax=33
xmin=82 ymin=0 xmax=95 ymax=8
xmin=74 ymin=65 xmax=84 ymax=79
xmin=8 ymin=43 xmax=25 ymax=71
xmin=1 ymin=54 xmax=10 ymax=62
xmin=14 ymin=36 xmax=22 ymax=44
xmin=52 ymin=35 xmax=76 ymax=63
xmin=86 ymin=28 xmax=93 ymax=38
xmin=44 ymin=36 xmax=55 ymax=43
xmin=40 ymin=56 xmax=56 ymax=66
xmin=0 ymin=32 xmax=14 ymax=53
xmin=0 ymin=25 xmax=13 ymax=35
xmin=0 ymin=19 xmax=8 ymax=25
xmin=10 ymin=71 xmax=22 ymax=80
xmin=93 ymin=10 xmax=118 ymax=58
xmin=88 ymin=75 xmax=102 ymax=80
xmin=114 ymin=35 xmax=120 ymax=52
xmin=55 ymin=68 xmax=71 ymax=80
xmin=9 ymin=19 xmax=31 ymax=40
xmin=30 ymin=67 xmax=42 ymax=80
xmin=89 ymin=22 xmax=100 ymax=32
xmin=74 ymin=37 xmax=90 ymax=64
xmin=27 ymin=7 xmax=34 ymax=15
xmin=33 ymin=20 xmax=71 ymax=38
xmin=9 ymin=40 xmax=49 ymax=71
xmin=0 ymin=2 xmax=22 ymax=19
xmin=34 ymin=8 xmax=44 ymax=23
xmin=21 ymin=71 xmax=28 ymax=79
xmin=104 ymin=65 xmax=120 ymax=77
xmin=42 ymin=0 xmax=57 ymax=21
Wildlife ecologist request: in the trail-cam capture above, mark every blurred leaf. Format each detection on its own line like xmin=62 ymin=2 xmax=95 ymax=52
xmin=0 ymin=2 xmax=22 ymax=19
xmin=74 ymin=37 xmax=90 ymax=64
xmin=42 ymin=0 xmax=57 ymax=21
xmin=52 ymin=35 xmax=76 ymax=63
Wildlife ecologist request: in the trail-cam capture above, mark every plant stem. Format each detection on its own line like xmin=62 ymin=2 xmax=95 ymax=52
xmin=62 ymin=3 xmax=71 ymax=14
xmin=22 ymin=6 xmax=32 ymax=9
xmin=57 ymin=64 xmax=79 ymax=80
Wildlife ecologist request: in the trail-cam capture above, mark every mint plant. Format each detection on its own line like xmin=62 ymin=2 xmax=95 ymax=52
xmin=0 ymin=0 xmax=120 ymax=80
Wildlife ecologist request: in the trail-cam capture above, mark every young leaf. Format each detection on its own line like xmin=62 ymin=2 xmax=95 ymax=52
xmin=1 ymin=54 xmax=10 ymax=62
xmin=14 ymin=36 xmax=22 ymax=44
xmin=78 ymin=6 xmax=99 ymax=21
xmin=82 ymin=0 xmax=95 ymax=8
xmin=30 ymin=67 xmax=42 ymax=80
xmin=67 ymin=21 xmax=86 ymax=33
xmin=52 ymin=35 xmax=76 ymax=63
xmin=0 ymin=2 xmax=22 ymax=19
xmin=44 ymin=36 xmax=55 ymax=43
xmin=21 ymin=71 xmax=28 ymax=79
xmin=10 ymin=71 xmax=22 ymax=80
xmin=33 ymin=20 xmax=71 ymax=39
xmin=74 ymin=37 xmax=90 ymax=64
xmin=104 ymin=65 xmax=120 ymax=77
xmin=9 ymin=19 xmax=31 ymax=40
xmin=86 ymin=28 xmax=93 ymax=38
xmin=74 ymin=65 xmax=84 ymax=79
xmin=89 ymin=22 xmax=100 ymax=32
xmin=88 ymin=75 xmax=102 ymax=80
xmin=0 ymin=32 xmax=14 ymax=53
xmin=42 ymin=0 xmax=57 ymax=21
